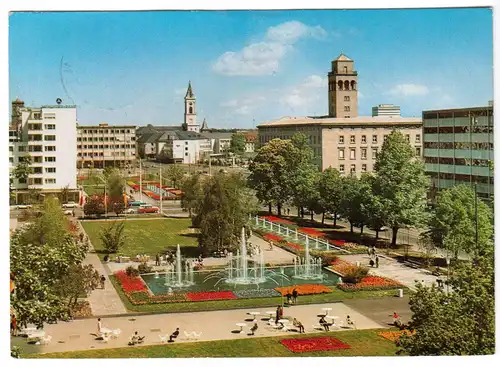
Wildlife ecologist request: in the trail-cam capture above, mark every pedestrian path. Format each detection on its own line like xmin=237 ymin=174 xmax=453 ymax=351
xmin=13 ymin=302 xmax=384 ymax=355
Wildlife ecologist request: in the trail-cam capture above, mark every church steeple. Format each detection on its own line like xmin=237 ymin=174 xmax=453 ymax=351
xmin=200 ymin=118 xmax=208 ymax=132
xmin=184 ymin=80 xmax=198 ymax=132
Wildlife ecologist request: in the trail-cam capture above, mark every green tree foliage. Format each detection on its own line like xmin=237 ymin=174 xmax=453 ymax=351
xmin=362 ymin=174 xmax=387 ymax=239
xmin=398 ymin=254 xmax=494 ymax=355
xmin=84 ymin=195 xmax=106 ymax=217
xmin=373 ymin=131 xmax=429 ymax=245
xmin=166 ymin=164 xmax=185 ymax=188
xmin=230 ymin=133 xmax=246 ymax=155
xmin=53 ymin=264 xmax=100 ymax=311
xmin=10 ymin=197 xmax=88 ymax=327
xmin=318 ymin=168 xmax=344 ymax=226
xmin=180 ymin=173 xmax=203 ymax=217
xmin=100 ymin=221 xmax=126 ymax=254
xmin=194 ymin=172 xmax=257 ymax=254
xmin=339 ymin=174 xmax=370 ymax=233
xmin=427 ymin=184 xmax=493 ymax=259
xmin=106 ymin=170 xmax=125 ymax=215
xmin=13 ymin=154 xmax=33 ymax=184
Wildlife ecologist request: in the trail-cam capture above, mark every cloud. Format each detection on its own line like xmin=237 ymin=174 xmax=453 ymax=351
xmin=213 ymin=21 xmax=326 ymax=76
xmin=388 ymin=83 xmax=429 ymax=97
xmin=279 ymin=74 xmax=327 ymax=109
xmin=174 ymin=88 xmax=186 ymax=96
xmin=220 ymin=95 xmax=266 ymax=115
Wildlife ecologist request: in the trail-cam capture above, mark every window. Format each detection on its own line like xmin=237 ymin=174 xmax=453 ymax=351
xmin=28 ymin=145 xmax=42 ymax=152
xmin=416 ymin=147 xmax=421 ymax=156
xmin=372 ymin=148 xmax=378 ymax=159
xmin=9 ymin=157 xmax=13 ymax=163
xmin=350 ymin=135 xmax=355 ymax=144
xmin=44 ymin=135 xmax=56 ymax=141
xmin=33 ymin=156 xmax=42 ymax=163
xmin=45 ymin=146 xmax=56 ymax=152
xmin=45 ymin=124 xmax=56 ymax=130
xmin=361 ymin=135 xmax=366 ymax=144
xmin=33 ymin=167 xmax=43 ymax=174
xmin=362 ymin=164 xmax=367 ymax=172
xmin=350 ymin=164 xmax=356 ymax=173
xmin=416 ymin=134 xmax=421 ymax=143
xmin=45 ymin=178 xmax=56 ymax=184
xmin=339 ymin=164 xmax=345 ymax=173
xmin=372 ymin=135 xmax=378 ymax=144
xmin=339 ymin=136 xmax=344 ymax=144
xmin=18 ymin=146 xmax=26 ymax=152
xmin=9 ymin=146 xmax=13 ymax=152
xmin=338 ymin=149 xmax=345 ymax=160
xmin=185 ymin=147 xmax=189 ymax=151
xmin=44 ymin=114 xmax=56 ymax=119
xmin=45 ymin=167 xmax=56 ymax=173
xmin=19 ymin=178 xmax=27 ymax=184
xmin=344 ymin=96 xmax=350 ymax=102
xmin=344 ymin=106 xmax=350 ymax=112
xmin=33 ymin=178 xmax=42 ymax=185
xmin=361 ymin=148 xmax=367 ymax=159
xmin=350 ymin=148 xmax=356 ymax=160
xmin=185 ymin=152 xmax=188 ymax=156
xmin=405 ymin=134 xmax=410 ymax=142
xmin=384 ymin=135 xmax=388 ymax=142
xmin=44 ymin=156 xmax=56 ymax=162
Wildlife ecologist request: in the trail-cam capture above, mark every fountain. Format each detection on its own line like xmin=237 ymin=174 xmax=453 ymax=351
xmin=163 ymin=244 xmax=195 ymax=288
xmin=293 ymin=235 xmax=324 ymax=280
xmin=203 ymin=227 xmax=289 ymax=286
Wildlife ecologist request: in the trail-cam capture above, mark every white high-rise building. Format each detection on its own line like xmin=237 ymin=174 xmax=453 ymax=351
xmin=371 ymin=104 xmax=401 ymax=117
xmin=9 ymin=99 xmax=79 ymax=203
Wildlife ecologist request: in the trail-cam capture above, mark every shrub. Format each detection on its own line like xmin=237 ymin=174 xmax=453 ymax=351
xmin=125 ymin=265 xmax=140 ymax=277
xmin=310 ymin=250 xmax=338 ymax=265
xmin=342 ymin=265 xmax=369 ymax=284
xmin=137 ymin=263 xmax=153 ymax=274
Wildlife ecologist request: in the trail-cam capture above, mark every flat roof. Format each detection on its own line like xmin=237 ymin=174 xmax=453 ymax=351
xmin=423 ymin=106 xmax=492 ymax=114
xmin=77 ymin=125 xmax=137 ymax=129
xmin=258 ymin=115 xmax=422 ymax=128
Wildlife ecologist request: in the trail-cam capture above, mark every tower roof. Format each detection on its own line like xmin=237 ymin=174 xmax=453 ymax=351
xmin=201 ymin=118 xmax=208 ymax=131
xmin=185 ymin=80 xmax=195 ymax=98
xmin=334 ymin=52 xmax=353 ymax=62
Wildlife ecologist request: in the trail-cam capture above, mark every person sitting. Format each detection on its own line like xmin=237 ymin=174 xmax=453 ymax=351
xmin=292 ymin=318 xmax=305 ymax=333
xmin=346 ymin=315 xmax=355 ymax=328
xmin=393 ymin=312 xmax=402 ymax=328
xmin=249 ymin=322 xmax=258 ymax=335
xmin=319 ymin=316 xmax=330 ymax=331
xmin=128 ymin=331 xmax=145 ymax=346
xmin=169 ymin=327 xmax=180 ymax=343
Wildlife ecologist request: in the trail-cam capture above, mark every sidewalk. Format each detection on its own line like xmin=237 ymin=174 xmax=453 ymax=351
xmin=12 ymin=302 xmax=384 ymax=355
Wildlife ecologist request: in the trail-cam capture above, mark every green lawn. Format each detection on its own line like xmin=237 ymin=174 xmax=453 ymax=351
xmin=110 ymin=274 xmax=400 ymax=313
xmin=81 ymin=218 xmax=198 ymax=259
xmin=30 ymin=328 xmax=398 ymax=358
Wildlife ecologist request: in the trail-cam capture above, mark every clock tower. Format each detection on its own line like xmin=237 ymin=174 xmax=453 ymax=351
xmin=184 ymin=81 xmax=199 ymax=133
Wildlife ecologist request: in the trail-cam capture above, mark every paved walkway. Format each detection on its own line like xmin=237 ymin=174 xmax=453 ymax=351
xmin=12 ymin=302 xmax=384 ymax=355
xmin=339 ymin=254 xmax=439 ymax=291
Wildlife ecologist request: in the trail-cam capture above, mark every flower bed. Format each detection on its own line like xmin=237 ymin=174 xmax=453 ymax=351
xmin=115 ymin=271 xmax=147 ymax=293
xmin=338 ymin=276 xmax=404 ymax=292
xmin=126 ymin=290 xmax=188 ymax=305
xmin=275 ymin=284 xmax=332 ymax=296
xmin=329 ymin=239 xmax=346 ymax=247
xmin=232 ymin=289 xmax=281 ymax=299
xmin=298 ymin=227 xmax=325 ymax=237
xmin=260 ymin=216 xmax=294 ymax=225
xmin=378 ymin=330 xmax=415 ymax=342
xmin=280 ymin=337 xmax=351 ymax=353
xmin=263 ymin=233 xmax=284 ymax=242
xmin=186 ymin=291 xmax=237 ymax=301
xmin=329 ymin=259 xmax=357 ymax=276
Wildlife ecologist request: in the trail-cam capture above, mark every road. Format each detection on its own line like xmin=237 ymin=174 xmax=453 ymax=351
xmin=126 ymin=184 xmax=188 ymax=217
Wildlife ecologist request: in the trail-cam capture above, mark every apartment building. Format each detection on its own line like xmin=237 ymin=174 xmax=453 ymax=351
xmin=423 ymin=105 xmax=494 ymax=200
xmin=156 ymin=130 xmax=212 ymax=164
xmin=372 ymin=104 xmax=401 ymax=117
xmin=257 ymin=53 xmax=422 ymax=175
xmin=77 ymin=123 xmax=136 ymax=168
xmin=9 ymin=99 xmax=79 ymax=203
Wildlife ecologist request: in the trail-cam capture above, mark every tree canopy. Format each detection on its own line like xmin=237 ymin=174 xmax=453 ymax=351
xmin=229 ymin=133 xmax=246 ymax=155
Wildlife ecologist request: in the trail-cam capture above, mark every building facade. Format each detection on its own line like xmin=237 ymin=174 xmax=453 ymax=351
xmin=372 ymin=104 xmax=401 ymax=117
xmin=423 ymin=106 xmax=494 ymax=200
xmin=258 ymin=53 xmax=422 ymax=175
xmin=9 ymin=99 xmax=78 ymax=202
xmin=77 ymin=123 xmax=136 ymax=169
xmin=156 ymin=130 xmax=212 ymax=164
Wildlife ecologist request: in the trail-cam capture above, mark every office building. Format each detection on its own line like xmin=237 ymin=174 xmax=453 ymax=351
xmin=423 ymin=105 xmax=494 ymax=200
xmin=372 ymin=104 xmax=401 ymax=117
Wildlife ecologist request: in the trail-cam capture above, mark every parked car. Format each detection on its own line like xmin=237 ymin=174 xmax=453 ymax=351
xmin=138 ymin=205 xmax=160 ymax=214
xmin=16 ymin=204 xmax=33 ymax=210
xmin=63 ymin=209 xmax=73 ymax=215
xmin=62 ymin=201 xmax=78 ymax=208
xmin=123 ymin=208 xmax=136 ymax=214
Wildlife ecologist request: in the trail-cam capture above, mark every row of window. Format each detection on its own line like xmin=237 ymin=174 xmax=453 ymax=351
xmin=77 ymin=152 xmax=131 ymax=157
xmin=423 ymin=142 xmax=493 ymax=150
xmin=78 ymin=144 xmax=135 ymax=149
xmin=31 ymin=167 xmax=57 ymax=174
xmin=339 ymin=134 xmax=421 ymax=144
xmin=428 ymin=171 xmax=494 ymax=184
xmin=339 ymin=146 xmax=421 ymax=160
xmin=424 ymin=126 xmax=493 ymax=134
xmin=77 ymin=137 xmax=136 ymax=142
xmin=424 ymin=157 xmax=491 ymax=167
xmin=27 ymin=124 xmax=55 ymax=130
xmin=339 ymin=164 xmax=367 ymax=173
xmin=80 ymin=129 xmax=133 ymax=134
xmin=28 ymin=178 xmax=56 ymax=185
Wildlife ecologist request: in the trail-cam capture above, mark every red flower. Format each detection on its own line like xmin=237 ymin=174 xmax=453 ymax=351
xmin=186 ymin=291 xmax=237 ymax=301
xmin=260 ymin=216 xmax=294 ymax=225
xmin=280 ymin=337 xmax=351 ymax=353
xmin=263 ymin=233 xmax=284 ymax=242
xmin=274 ymin=284 xmax=332 ymax=296
xmin=115 ymin=271 xmax=147 ymax=293
xmin=298 ymin=227 xmax=325 ymax=237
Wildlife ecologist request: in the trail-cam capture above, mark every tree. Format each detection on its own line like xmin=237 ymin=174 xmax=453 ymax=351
xmin=194 ymin=172 xmax=257 ymax=254
xmin=373 ymin=131 xmax=429 ymax=246
xmin=107 ymin=171 xmax=125 ymax=215
xmin=180 ymin=173 xmax=203 ymax=217
xmin=318 ymin=168 xmax=344 ymax=226
xmin=166 ymin=164 xmax=185 ymax=188
xmin=100 ymin=221 xmax=126 ymax=254
xmin=13 ymin=155 xmax=32 ymax=184
xmin=60 ymin=185 xmax=70 ymax=203
xmin=427 ymin=184 xmax=493 ymax=259
xmin=229 ymin=133 xmax=246 ymax=155
xmin=10 ymin=197 xmax=88 ymax=327
xmin=339 ymin=174 xmax=371 ymax=233
xmin=53 ymin=264 xmax=100 ymax=311
xmin=84 ymin=195 xmax=106 ymax=217
xmin=398 ymin=253 xmax=494 ymax=355
xmin=363 ymin=174 xmax=387 ymax=239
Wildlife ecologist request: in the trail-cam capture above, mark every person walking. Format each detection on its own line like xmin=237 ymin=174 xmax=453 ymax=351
xmin=292 ymin=288 xmax=298 ymax=304
xmin=97 ymin=318 xmax=103 ymax=336
xmin=100 ymin=274 xmax=106 ymax=289
xmin=375 ymin=255 xmax=379 ymax=268
xmin=10 ymin=314 xmax=17 ymax=336
xmin=275 ymin=305 xmax=280 ymax=325
xmin=286 ymin=291 xmax=292 ymax=305
xmin=155 ymin=253 xmax=160 ymax=266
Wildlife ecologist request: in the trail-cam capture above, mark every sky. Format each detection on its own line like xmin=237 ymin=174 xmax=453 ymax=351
xmin=9 ymin=8 xmax=493 ymax=128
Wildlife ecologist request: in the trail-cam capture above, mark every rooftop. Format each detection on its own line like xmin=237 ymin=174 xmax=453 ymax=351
xmin=334 ymin=52 xmax=353 ymax=62
xmin=258 ymin=115 xmax=422 ymax=128
xmin=41 ymin=105 xmax=77 ymax=109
